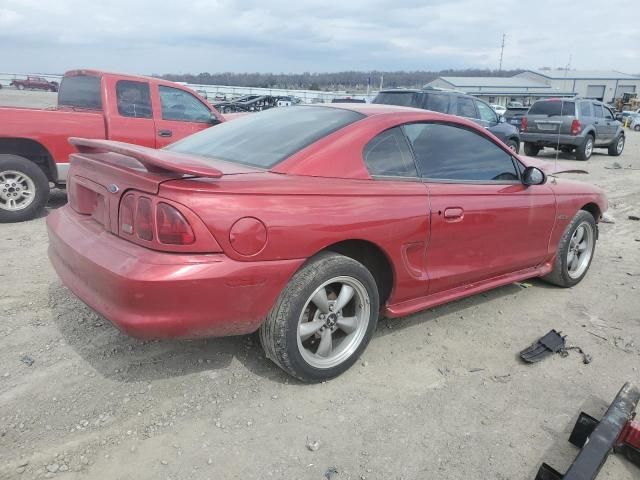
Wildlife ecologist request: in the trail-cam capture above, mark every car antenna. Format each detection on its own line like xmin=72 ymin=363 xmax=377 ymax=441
xmin=552 ymin=55 xmax=572 ymax=184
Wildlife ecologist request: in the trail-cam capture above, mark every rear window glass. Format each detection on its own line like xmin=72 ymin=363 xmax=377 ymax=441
xmin=373 ymin=92 xmax=418 ymax=107
xmin=58 ymin=75 xmax=102 ymax=109
xmin=529 ymin=101 xmax=576 ymax=116
xmin=421 ymin=93 xmax=449 ymax=113
xmin=167 ymin=106 xmax=364 ymax=168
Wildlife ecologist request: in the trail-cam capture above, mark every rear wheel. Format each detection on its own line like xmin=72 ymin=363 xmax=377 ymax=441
xmin=0 ymin=155 xmax=50 ymax=223
xmin=259 ymin=252 xmax=379 ymax=382
xmin=541 ymin=210 xmax=597 ymax=288
xmin=575 ymin=135 xmax=594 ymax=160
xmin=523 ymin=143 xmax=540 ymax=156
xmin=608 ymin=135 xmax=624 ymax=156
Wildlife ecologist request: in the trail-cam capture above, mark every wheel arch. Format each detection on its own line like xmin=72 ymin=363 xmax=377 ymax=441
xmin=0 ymin=138 xmax=56 ymax=182
xmin=581 ymin=202 xmax=601 ymax=222
xmin=319 ymin=239 xmax=395 ymax=307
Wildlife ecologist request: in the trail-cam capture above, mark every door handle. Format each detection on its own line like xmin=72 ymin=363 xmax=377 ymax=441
xmin=443 ymin=207 xmax=464 ymax=219
xmin=158 ymin=129 xmax=173 ymax=138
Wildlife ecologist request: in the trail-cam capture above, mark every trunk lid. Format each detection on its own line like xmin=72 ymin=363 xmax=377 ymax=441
xmin=66 ymin=138 xmax=261 ymax=233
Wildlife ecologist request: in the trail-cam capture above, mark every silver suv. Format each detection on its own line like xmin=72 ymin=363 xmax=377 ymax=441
xmin=520 ymin=98 xmax=625 ymax=160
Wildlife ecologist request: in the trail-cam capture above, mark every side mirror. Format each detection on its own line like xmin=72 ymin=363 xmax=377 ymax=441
xmin=209 ymin=112 xmax=222 ymax=125
xmin=522 ymin=166 xmax=546 ymax=186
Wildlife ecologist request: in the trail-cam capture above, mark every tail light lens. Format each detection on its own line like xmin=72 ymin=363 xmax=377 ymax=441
xmin=520 ymin=117 xmax=528 ymax=132
xmin=120 ymin=194 xmax=135 ymax=234
xmin=156 ymin=202 xmax=195 ymax=245
xmin=570 ymin=119 xmax=581 ymax=136
xmin=136 ymin=197 xmax=153 ymax=241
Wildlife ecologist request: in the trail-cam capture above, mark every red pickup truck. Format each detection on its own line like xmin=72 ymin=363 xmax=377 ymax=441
xmin=0 ymin=70 xmax=224 ymax=222
xmin=10 ymin=76 xmax=59 ymax=92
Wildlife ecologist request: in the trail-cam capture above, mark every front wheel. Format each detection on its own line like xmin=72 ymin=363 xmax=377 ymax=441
xmin=0 ymin=155 xmax=50 ymax=223
xmin=523 ymin=143 xmax=540 ymax=156
xmin=541 ymin=210 xmax=597 ymax=288
xmin=608 ymin=135 xmax=624 ymax=156
xmin=506 ymin=139 xmax=519 ymax=153
xmin=260 ymin=252 xmax=379 ymax=382
xmin=634 ymin=125 xmax=640 ymax=132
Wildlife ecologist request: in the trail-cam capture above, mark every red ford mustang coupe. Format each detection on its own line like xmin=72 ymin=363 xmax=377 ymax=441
xmin=47 ymin=104 xmax=607 ymax=382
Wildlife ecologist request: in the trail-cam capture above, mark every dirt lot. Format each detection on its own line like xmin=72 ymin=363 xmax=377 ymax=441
xmin=1 ymin=90 xmax=639 ymax=480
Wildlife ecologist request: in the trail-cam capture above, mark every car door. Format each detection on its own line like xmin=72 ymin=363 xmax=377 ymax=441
xmin=602 ymin=105 xmax=618 ymax=142
xmin=403 ymin=122 xmax=556 ymax=294
xmin=592 ymin=103 xmax=610 ymax=145
xmin=153 ymin=85 xmax=220 ymax=147
xmin=104 ymin=78 xmax=157 ymax=148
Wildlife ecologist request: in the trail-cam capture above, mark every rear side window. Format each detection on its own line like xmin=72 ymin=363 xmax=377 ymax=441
xmin=421 ymin=93 xmax=449 ymax=113
xmin=372 ymin=92 xmax=418 ymax=107
xmin=593 ymin=104 xmax=604 ymax=118
xmin=528 ymin=101 xmax=576 ymax=116
xmin=363 ymin=127 xmax=418 ymax=178
xmin=58 ymin=75 xmax=102 ymax=109
xmin=159 ymin=86 xmax=212 ymax=123
xmin=116 ymin=80 xmax=152 ymax=119
xmin=456 ymin=97 xmax=477 ymax=118
xmin=579 ymin=102 xmax=592 ymax=117
xmin=167 ymin=106 xmax=364 ymax=168
xmin=403 ymin=123 xmax=518 ymax=182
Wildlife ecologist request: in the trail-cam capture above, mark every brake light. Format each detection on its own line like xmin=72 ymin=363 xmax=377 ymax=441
xmin=156 ymin=202 xmax=195 ymax=245
xmin=120 ymin=194 xmax=135 ymax=234
xmin=570 ymin=119 xmax=581 ymax=136
xmin=520 ymin=117 xmax=528 ymax=132
xmin=136 ymin=197 xmax=153 ymax=241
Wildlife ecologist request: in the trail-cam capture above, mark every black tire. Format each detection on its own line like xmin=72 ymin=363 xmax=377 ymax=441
xmin=608 ymin=135 xmax=624 ymax=156
xmin=259 ymin=251 xmax=379 ymax=382
xmin=523 ymin=143 xmax=540 ymax=156
xmin=506 ymin=138 xmax=519 ymax=153
xmin=541 ymin=210 xmax=597 ymax=288
xmin=0 ymin=154 xmax=50 ymax=223
xmin=575 ymin=134 xmax=594 ymax=160
xmin=634 ymin=125 xmax=640 ymax=132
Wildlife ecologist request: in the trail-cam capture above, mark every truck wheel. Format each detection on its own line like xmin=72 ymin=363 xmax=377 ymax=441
xmin=634 ymin=125 xmax=640 ymax=132
xmin=260 ymin=252 xmax=379 ymax=382
xmin=0 ymin=155 xmax=50 ymax=223
xmin=608 ymin=135 xmax=624 ymax=156
xmin=17 ymin=84 xmax=25 ymax=90
xmin=575 ymin=135 xmax=594 ymax=160
xmin=523 ymin=143 xmax=540 ymax=156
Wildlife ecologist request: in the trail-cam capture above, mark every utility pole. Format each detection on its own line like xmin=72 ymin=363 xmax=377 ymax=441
xmin=499 ymin=33 xmax=506 ymax=72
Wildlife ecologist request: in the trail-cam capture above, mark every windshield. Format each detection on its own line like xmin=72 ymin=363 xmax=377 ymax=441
xmin=529 ymin=100 xmax=576 ymax=116
xmin=166 ymin=106 xmax=365 ymax=168
xmin=373 ymin=92 xmax=418 ymax=107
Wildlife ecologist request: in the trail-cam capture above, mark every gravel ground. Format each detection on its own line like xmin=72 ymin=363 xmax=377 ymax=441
xmin=1 ymin=90 xmax=640 ymax=479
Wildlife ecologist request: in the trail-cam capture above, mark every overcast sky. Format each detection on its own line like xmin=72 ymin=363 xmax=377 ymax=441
xmin=1 ymin=0 xmax=638 ymax=75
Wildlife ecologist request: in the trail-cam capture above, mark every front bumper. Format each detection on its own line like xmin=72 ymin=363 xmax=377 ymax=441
xmin=520 ymin=132 xmax=584 ymax=147
xmin=47 ymin=206 xmax=303 ymax=339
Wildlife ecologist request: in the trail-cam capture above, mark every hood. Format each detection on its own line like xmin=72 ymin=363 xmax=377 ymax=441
xmin=519 ymin=155 xmax=588 ymax=175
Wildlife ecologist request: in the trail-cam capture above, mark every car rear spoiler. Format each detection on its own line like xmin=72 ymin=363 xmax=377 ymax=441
xmin=69 ymin=138 xmax=223 ymax=178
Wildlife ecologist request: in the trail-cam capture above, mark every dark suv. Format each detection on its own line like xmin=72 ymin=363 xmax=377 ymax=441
xmin=520 ymin=98 xmax=625 ymax=160
xmin=373 ymin=88 xmax=521 ymax=152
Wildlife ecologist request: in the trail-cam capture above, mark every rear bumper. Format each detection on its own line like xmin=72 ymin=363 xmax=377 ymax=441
xmin=47 ymin=206 xmax=304 ymax=339
xmin=520 ymin=132 xmax=584 ymax=146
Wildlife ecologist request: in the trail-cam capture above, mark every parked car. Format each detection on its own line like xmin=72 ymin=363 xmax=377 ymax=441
xmin=331 ymin=97 xmax=367 ymax=103
xmin=617 ymin=110 xmax=639 ymax=126
xmin=0 ymin=69 xmax=224 ymax=222
xmin=10 ymin=76 xmax=59 ymax=92
xmin=491 ymin=104 xmax=506 ymax=116
xmin=503 ymin=106 xmax=529 ymax=130
xmin=630 ymin=115 xmax=640 ymax=131
xmin=47 ymin=104 xmax=607 ymax=382
xmin=373 ymin=88 xmax=521 ymax=152
xmin=520 ymin=98 xmax=625 ymax=160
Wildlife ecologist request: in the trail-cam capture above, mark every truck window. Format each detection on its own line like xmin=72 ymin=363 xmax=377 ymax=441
xmin=159 ymin=86 xmax=211 ymax=123
xmin=116 ymin=80 xmax=152 ymax=119
xmin=421 ymin=93 xmax=449 ymax=113
xmin=58 ymin=75 xmax=102 ymax=110
xmin=456 ymin=97 xmax=477 ymax=118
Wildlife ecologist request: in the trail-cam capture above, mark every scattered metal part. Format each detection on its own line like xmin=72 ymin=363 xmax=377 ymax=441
xmin=587 ymin=330 xmax=608 ymax=341
xmin=520 ymin=330 xmax=566 ymax=363
xmin=629 ymin=215 xmax=640 ymax=221
xmin=324 ymin=466 xmax=339 ymax=479
xmin=20 ymin=355 xmax=34 ymax=366
xmin=534 ymin=382 xmax=640 ymax=479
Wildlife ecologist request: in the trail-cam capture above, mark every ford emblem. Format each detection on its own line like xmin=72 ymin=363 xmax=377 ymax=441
xmin=108 ymin=184 xmax=119 ymax=194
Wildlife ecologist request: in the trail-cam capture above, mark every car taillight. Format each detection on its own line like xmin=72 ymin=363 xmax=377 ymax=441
xmin=136 ymin=197 xmax=153 ymax=241
xmin=520 ymin=117 xmax=528 ymax=132
xmin=156 ymin=202 xmax=195 ymax=245
xmin=120 ymin=194 xmax=135 ymax=234
xmin=570 ymin=119 xmax=581 ymax=136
